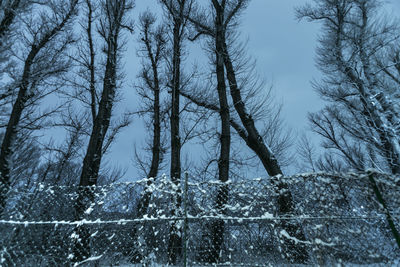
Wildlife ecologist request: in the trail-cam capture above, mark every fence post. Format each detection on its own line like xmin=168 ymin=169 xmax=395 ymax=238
xmin=183 ymin=172 xmax=189 ymax=267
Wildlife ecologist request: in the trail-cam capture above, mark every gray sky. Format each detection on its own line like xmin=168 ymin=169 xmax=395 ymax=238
xmin=105 ymin=0 xmax=400 ymax=180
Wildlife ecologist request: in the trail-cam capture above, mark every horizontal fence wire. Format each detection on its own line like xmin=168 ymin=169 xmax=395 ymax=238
xmin=1 ymin=170 xmax=400 ymax=266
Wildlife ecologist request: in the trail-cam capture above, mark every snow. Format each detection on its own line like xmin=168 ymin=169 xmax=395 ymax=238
xmin=90 ymin=230 xmax=98 ymax=237
xmin=73 ymin=255 xmax=103 ymax=266
xmin=314 ymin=238 xmax=335 ymax=247
xmin=280 ymin=229 xmax=310 ymax=245
xmin=263 ymin=212 xmax=273 ymax=219
xmin=84 ymin=206 xmax=94 ymax=215
xmin=70 ymin=232 xmax=79 ymax=239
xmin=1 ymin=171 xmax=399 ymax=265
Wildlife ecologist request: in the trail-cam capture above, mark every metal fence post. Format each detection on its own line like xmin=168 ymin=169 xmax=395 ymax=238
xmin=183 ymin=171 xmax=189 ymax=267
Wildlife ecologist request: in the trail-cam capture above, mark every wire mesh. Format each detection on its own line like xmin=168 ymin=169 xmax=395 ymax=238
xmin=0 ymin=171 xmax=399 ymax=266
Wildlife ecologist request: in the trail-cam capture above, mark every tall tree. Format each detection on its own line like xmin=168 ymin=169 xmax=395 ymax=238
xmin=297 ymin=0 xmax=400 ymax=250
xmin=180 ymin=0 xmax=233 ymax=262
xmin=159 ymin=0 xmax=190 ymax=184
xmin=135 ymin=10 xmax=166 ymax=185
xmin=188 ymin=0 xmax=308 ymax=262
xmin=158 ymin=0 xmax=193 ymax=263
xmin=297 ymin=0 xmax=400 ymax=174
xmin=79 ymin=0 xmax=133 ymax=187
xmin=0 ymin=0 xmax=78 ymax=214
xmin=207 ymin=1 xmax=232 ymax=263
xmin=72 ymin=0 xmax=133 ymax=262
xmin=128 ymin=11 xmax=167 ymax=262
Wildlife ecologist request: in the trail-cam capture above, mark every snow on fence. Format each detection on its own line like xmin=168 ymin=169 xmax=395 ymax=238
xmin=1 ymin=171 xmax=400 ymax=266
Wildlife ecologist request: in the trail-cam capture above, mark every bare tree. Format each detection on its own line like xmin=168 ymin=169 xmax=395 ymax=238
xmin=184 ymin=0 xmax=234 ymax=262
xmin=157 ymin=0 xmax=194 ymax=263
xmin=297 ymin=0 xmax=400 ymax=249
xmin=186 ymin=0 xmax=308 ymax=262
xmin=0 ymin=0 xmax=78 ymax=214
xmin=208 ymin=2 xmax=232 ymax=262
xmin=159 ymin=0 xmax=192 ymax=183
xmin=72 ymin=0 xmax=133 ymax=262
xmin=135 ymin=9 xmax=168 ymax=216
xmin=135 ymin=10 xmax=167 ymax=183
xmin=78 ymin=0 xmax=133 ymax=187
xmin=124 ymin=11 xmax=168 ymax=263
xmin=297 ymin=0 xmax=400 ymax=174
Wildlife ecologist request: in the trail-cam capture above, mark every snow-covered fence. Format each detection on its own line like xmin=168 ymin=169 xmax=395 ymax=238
xmin=1 ymin=171 xmax=400 ymax=266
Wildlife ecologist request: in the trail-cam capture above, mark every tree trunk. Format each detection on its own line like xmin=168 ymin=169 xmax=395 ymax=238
xmin=0 ymin=0 xmax=78 ymax=215
xmin=170 ymin=31 xmax=181 ymax=184
xmin=72 ymin=1 xmax=123 ymax=260
xmin=136 ymin=27 xmax=162 ymax=221
xmin=85 ymin=0 xmax=97 ymax=125
xmin=222 ymin=40 xmax=309 ymax=264
xmin=167 ymin=18 xmax=183 ymax=267
xmin=137 ymin=19 xmax=162 ymax=218
xmin=205 ymin=1 xmax=231 ymax=263
xmin=167 ymin=1 xmax=186 ymax=263
xmin=0 ymin=52 xmax=34 ymax=214
xmin=130 ymin=17 xmax=163 ymax=261
xmin=72 ymin=49 xmax=117 ymax=263
xmin=79 ymin=41 xmax=117 ymax=186
xmin=367 ymin=171 xmax=400 ymax=250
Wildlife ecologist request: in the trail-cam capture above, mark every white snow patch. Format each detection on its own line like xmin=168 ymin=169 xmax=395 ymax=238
xmin=73 ymin=255 xmax=103 ymax=267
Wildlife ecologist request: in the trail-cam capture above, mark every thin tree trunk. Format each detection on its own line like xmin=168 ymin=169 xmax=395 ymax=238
xmin=206 ymin=1 xmax=231 ymax=263
xmin=0 ymin=52 xmax=34 ymax=214
xmin=167 ymin=21 xmax=182 ymax=267
xmin=130 ymin=18 xmax=163 ymax=261
xmin=79 ymin=44 xmax=117 ymax=186
xmin=72 ymin=43 xmax=118 ymax=263
xmin=137 ymin=35 xmax=162 ymax=217
xmin=137 ymin=19 xmax=162 ymax=217
xmin=166 ymin=1 xmax=186 ymax=263
xmin=85 ymin=0 xmax=97 ymax=125
xmin=170 ymin=25 xmax=181 ymax=185
xmin=72 ymin=0 xmax=126 ymax=261
xmin=148 ymin=84 xmax=161 ymax=180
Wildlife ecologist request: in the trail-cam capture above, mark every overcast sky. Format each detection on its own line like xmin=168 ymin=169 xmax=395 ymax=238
xmin=105 ymin=0 xmax=400 ymax=181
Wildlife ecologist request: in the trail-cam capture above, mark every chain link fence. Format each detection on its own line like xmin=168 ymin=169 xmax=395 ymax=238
xmin=1 ymin=171 xmax=400 ymax=266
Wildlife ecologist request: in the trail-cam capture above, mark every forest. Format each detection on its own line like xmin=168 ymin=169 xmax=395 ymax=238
xmin=1 ymin=0 xmax=400 ymax=265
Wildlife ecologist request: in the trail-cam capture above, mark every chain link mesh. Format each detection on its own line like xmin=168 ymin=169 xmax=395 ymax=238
xmin=1 ymin=171 xmax=399 ymax=266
